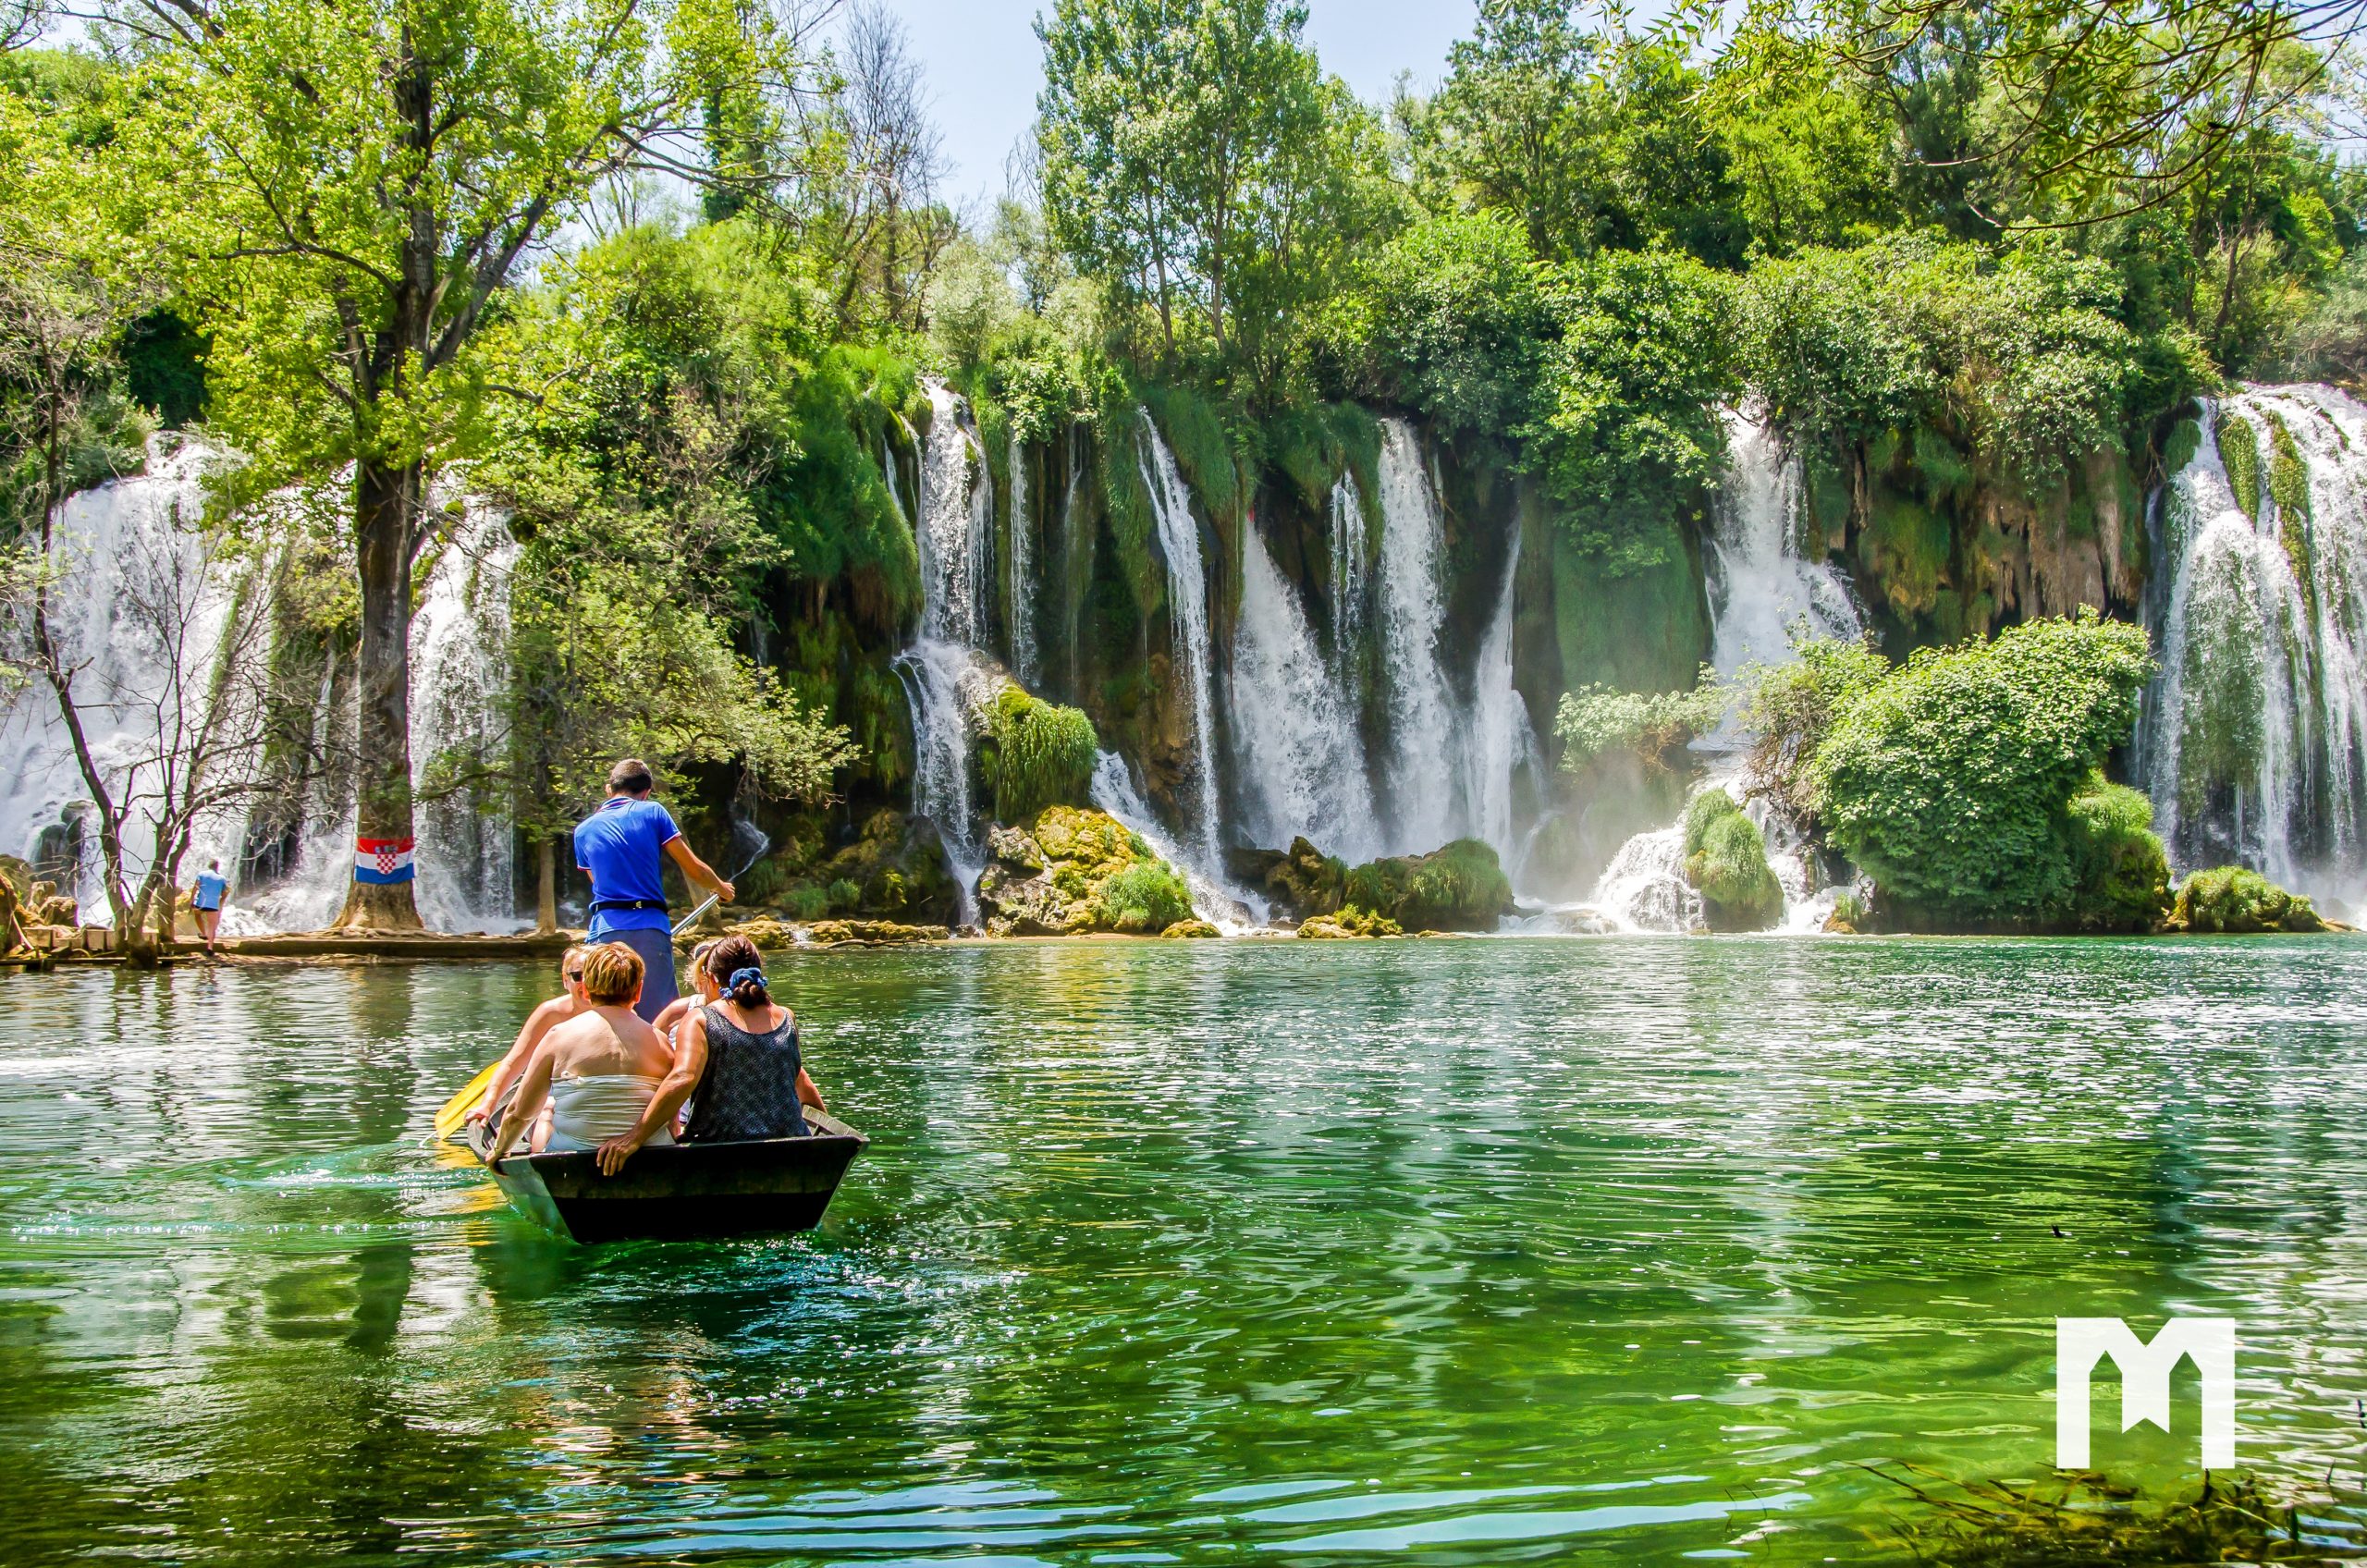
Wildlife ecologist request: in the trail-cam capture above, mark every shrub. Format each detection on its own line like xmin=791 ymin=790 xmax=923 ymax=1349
xmin=1682 ymin=790 xmax=1784 ymax=931
xmin=1556 ymin=666 xmax=1729 ymax=775
xmin=1743 ymin=630 xmax=1892 ymax=830
xmin=827 ymin=876 xmax=862 ymax=912
xmin=1343 ymin=840 xmax=1514 ymax=932
xmin=2173 ymin=866 xmax=2322 ymax=933
xmin=2063 ymin=781 xmax=2171 ymax=932
xmin=780 ymin=884 xmax=830 ymax=921
xmin=1097 ymin=860 xmax=1194 ymax=934
xmin=1809 ymin=610 xmax=2156 ymax=926
xmin=987 ymin=686 xmax=1098 ymax=822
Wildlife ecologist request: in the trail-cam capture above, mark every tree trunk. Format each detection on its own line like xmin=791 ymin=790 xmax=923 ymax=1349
xmin=332 ymin=458 xmax=426 ymax=931
xmin=535 ymin=835 xmax=557 ymax=935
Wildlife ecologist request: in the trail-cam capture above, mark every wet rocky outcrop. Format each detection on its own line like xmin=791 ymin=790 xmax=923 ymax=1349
xmin=1341 ymin=839 xmax=1515 ymax=933
xmin=1226 ymin=837 xmax=1346 ymax=924
xmin=975 ymin=805 xmax=1195 ymax=937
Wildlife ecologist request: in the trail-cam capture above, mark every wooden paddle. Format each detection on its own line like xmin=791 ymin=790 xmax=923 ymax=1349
xmin=431 ymin=837 xmax=773 ymax=1141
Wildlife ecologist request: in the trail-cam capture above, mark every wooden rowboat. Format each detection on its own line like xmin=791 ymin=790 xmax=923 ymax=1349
xmin=466 ymin=1109 xmax=867 ymax=1243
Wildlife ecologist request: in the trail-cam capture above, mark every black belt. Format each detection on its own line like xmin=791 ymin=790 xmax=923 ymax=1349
xmin=589 ymin=898 xmax=668 ymax=913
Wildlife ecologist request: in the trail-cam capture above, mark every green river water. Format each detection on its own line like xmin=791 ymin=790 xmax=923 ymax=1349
xmin=4 ymin=936 xmax=2365 ymax=1565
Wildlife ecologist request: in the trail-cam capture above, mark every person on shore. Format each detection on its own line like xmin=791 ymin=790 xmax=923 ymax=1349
xmin=594 ymin=936 xmax=823 ymax=1175
xmin=484 ymin=944 xmax=675 ymax=1161
xmin=466 ymin=944 xmax=593 ymax=1133
xmin=575 ymin=758 xmax=734 ymax=1023
xmin=191 ymin=860 xmax=228 ymax=954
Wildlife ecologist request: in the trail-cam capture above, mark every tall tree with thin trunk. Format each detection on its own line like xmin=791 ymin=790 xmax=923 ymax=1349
xmin=90 ymin=0 xmax=796 ymax=928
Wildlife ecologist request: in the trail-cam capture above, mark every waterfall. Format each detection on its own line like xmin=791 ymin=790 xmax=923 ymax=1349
xmin=0 ymin=436 xmax=235 ymax=918
xmin=1578 ymin=410 xmax=1862 ymax=932
xmin=1007 ymin=433 xmax=1037 ymax=686
xmin=1135 ymin=411 xmax=1223 ymax=861
xmin=1088 ymin=750 xmax=1257 ymax=931
xmin=894 ymin=380 xmax=999 ymax=925
xmin=1373 ymin=419 xmax=1464 ymax=851
xmin=1329 ymin=472 xmax=1368 ymax=677
xmin=2 ymin=437 xmax=524 ymax=933
xmin=1227 ymin=518 xmax=1380 ymax=862
xmin=893 ymin=639 xmax=992 ymax=925
xmin=916 ymin=383 xmax=993 ymax=647
xmin=405 ymin=508 xmax=521 ymax=932
xmin=1462 ymin=531 xmax=1532 ymax=857
xmin=1704 ymin=408 xmax=1863 ymax=697
xmin=1061 ymin=435 xmax=1086 ymax=696
xmin=2140 ymin=386 xmax=2367 ymax=905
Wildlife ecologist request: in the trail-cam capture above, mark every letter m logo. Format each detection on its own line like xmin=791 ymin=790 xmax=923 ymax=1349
xmin=2056 ymin=1317 xmax=2236 ymax=1469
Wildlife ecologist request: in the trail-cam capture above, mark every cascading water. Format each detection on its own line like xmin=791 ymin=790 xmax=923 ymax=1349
xmin=1329 ymin=472 xmax=1368 ymax=678
xmin=1461 ymin=532 xmax=1532 ymax=858
xmin=1373 ymin=420 xmax=1464 ymax=851
xmin=0 ymin=436 xmax=239 ymax=918
xmin=1007 ymin=433 xmax=1037 ymax=688
xmin=4 ymin=437 xmax=525 ymax=932
xmin=894 ymin=382 xmax=999 ymax=924
xmin=1227 ymin=519 xmax=1380 ymax=862
xmin=1088 ymin=749 xmax=1257 ymax=931
xmin=1582 ymin=408 xmax=1862 ymax=932
xmin=2139 ymin=386 xmax=2367 ymax=906
xmin=1136 ymin=411 xmax=1223 ymax=862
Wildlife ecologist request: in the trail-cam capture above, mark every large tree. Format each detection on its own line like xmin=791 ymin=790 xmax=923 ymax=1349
xmin=92 ymin=0 xmax=792 ymax=929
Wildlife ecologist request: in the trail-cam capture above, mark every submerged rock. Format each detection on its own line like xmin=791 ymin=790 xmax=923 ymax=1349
xmin=1341 ymin=840 xmax=1515 ymax=933
xmin=2167 ymin=866 xmax=2324 ymax=933
xmin=975 ymin=805 xmax=1194 ymax=937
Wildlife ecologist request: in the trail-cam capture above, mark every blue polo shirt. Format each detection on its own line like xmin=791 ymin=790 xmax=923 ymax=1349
xmin=575 ymin=796 xmax=682 ymax=937
xmin=193 ymin=872 xmax=228 ymax=911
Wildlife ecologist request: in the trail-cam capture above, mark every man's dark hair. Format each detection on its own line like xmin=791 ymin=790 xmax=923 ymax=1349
xmin=607 ymin=758 xmax=655 ymax=795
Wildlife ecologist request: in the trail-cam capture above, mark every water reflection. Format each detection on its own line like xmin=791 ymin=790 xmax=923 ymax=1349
xmin=2 ymin=938 xmax=2365 ymax=1562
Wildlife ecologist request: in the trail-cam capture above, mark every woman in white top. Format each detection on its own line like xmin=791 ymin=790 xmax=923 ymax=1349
xmin=484 ymin=943 xmax=677 ymax=1161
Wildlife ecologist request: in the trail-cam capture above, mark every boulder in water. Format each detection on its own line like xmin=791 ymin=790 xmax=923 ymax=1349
xmin=805 ymin=919 xmax=949 ymax=946
xmin=2168 ymin=867 xmax=2324 ymax=933
xmin=1159 ymin=918 xmax=1221 ymax=938
xmin=1341 ymin=840 xmax=1515 ymax=932
xmin=1297 ymin=907 xmax=1403 ymax=939
xmin=975 ymin=805 xmax=1193 ymax=937
xmin=1681 ymin=791 xmax=1783 ymax=933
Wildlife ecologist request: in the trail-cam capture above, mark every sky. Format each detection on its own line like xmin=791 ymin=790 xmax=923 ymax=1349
xmin=874 ymin=0 xmax=1481 ymax=214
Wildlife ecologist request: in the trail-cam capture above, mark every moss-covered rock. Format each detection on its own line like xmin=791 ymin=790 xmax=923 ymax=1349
xmin=1342 ymin=840 xmax=1515 ymax=932
xmin=2170 ymin=866 xmax=2324 ymax=933
xmin=982 ymin=685 xmax=1098 ymax=821
xmin=975 ymin=805 xmax=1196 ymax=936
xmin=1298 ymin=905 xmax=1403 ymax=938
xmin=1159 ymin=918 xmax=1221 ymax=938
xmin=805 ymin=919 xmax=949 ymax=946
xmin=1680 ymin=790 xmax=1784 ymax=932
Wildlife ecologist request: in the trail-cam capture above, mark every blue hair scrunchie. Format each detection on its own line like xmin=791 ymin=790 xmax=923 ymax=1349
xmin=727 ymin=966 xmax=768 ymax=997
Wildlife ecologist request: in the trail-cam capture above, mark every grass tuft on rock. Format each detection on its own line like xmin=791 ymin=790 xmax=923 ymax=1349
xmin=1096 ymin=860 xmax=1195 ymax=934
xmin=987 ymin=686 xmax=1098 ymax=822
xmin=2172 ymin=864 xmax=2324 ymax=932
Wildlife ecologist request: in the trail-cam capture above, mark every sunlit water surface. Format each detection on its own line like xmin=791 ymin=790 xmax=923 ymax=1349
xmin=5 ymin=937 xmax=2367 ymax=1564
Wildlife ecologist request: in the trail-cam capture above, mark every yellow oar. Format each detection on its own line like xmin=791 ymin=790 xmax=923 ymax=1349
xmin=433 ymin=1058 xmax=504 ymax=1141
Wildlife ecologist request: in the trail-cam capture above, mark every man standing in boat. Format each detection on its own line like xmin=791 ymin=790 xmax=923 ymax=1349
xmin=576 ymin=758 xmax=733 ymax=1022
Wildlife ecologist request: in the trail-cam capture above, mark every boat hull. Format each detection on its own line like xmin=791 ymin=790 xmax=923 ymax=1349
xmin=470 ymin=1111 xmax=865 ymax=1243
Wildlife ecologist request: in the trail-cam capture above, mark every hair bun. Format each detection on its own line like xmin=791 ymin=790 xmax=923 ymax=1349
xmin=726 ymin=965 xmax=768 ymax=1002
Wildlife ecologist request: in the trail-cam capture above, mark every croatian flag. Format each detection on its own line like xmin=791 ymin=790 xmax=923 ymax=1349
xmin=354 ymin=837 xmax=416 ymax=885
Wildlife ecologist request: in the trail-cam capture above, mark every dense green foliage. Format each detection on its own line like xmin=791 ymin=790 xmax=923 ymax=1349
xmin=985 ymin=685 xmax=1098 ymax=822
xmin=1555 ymin=667 xmax=1727 ymax=774
xmin=1095 ymin=859 xmax=1196 ymax=934
xmin=1743 ymin=631 xmax=1893 ymax=830
xmin=1809 ymin=612 xmax=2157 ymax=926
xmin=1681 ymin=790 xmax=1784 ymax=932
xmin=2064 ymin=781 xmax=2173 ymax=933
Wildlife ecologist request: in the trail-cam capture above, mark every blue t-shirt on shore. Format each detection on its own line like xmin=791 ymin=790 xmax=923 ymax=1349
xmin=193 ymin=873 xmax=228 ymax=912
xmin=575 ymin=796 xmax=682 ymax=937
